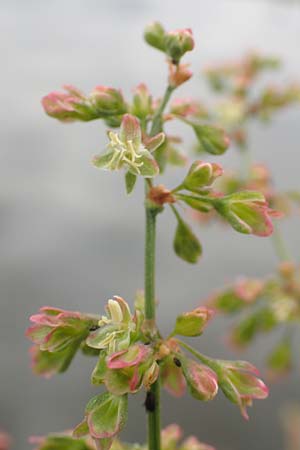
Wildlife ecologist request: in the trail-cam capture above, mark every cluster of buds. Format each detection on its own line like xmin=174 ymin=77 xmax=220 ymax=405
xmin=204 ymin=53 xmax=300 ymax=149
xmin=144 ymin=23 xmax=194 ymax=64
xmin=208 ymin=262 xmax=300 ymax=380
xmin=26 ymin=306 xmax=100 ymax=377
xmin=191 ymin=163 xmax=296 ymax=232
xmin=42 ymin=85 xmax=127 ymax=123
xmin=204 ymin=52 xmax=280 ymax=97
xmin=30 ymin=424 xmax=215 ymax=450
xmin=27 ymin=295 xmax=269 ymax=447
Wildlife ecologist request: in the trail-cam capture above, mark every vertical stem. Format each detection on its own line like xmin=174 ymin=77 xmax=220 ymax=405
xmin=144 ymin=202 xmax=161 ymax=450
xmin=239 ymin=145 xmax=252 ymax=181
xmin=271 ymin=224 xmax=292 ymax=262
xmin=144 ymin=83 xmax=175 ymax=450
xmin=145 ymin=205 xmax=157 ymax=323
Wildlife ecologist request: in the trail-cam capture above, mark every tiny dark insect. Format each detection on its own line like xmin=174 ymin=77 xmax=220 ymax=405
xmin=144 ymin=391 xmax=156 ymax=412
xmin=89 ymin=325 xmax=100 ymax=332
xmin=144 ymin=342 xmax=151 ymax=345
xmin=173 ymin=357 xmax=182 ymax=367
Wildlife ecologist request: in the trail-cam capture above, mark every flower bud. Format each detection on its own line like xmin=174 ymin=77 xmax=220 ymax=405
xmin=182 ymin=359 xmax=218 ymax=401
xmin=144 ymin=22 xmax=166 ymax=51
xmin=267 ymin=339 xmax=292 ymax=381
xmin=173 ymin=307 xmax=215 ymax=337
xmin=164 ymin=29 xmax=194 ymax=63
xmin=216 ymin=359 xmax=269 ymax=419
xmin=170 ymin=99 xmax=208 ymax=119
xmin=41 ymin=85 xmax=92 ymax=122
xmin=131 ymin=84 xmax=152 ymax=119
xmin=74 ymin=392 xmax=127 ymax=444
xmin=181 ymin=436 xmax=215 ymax=450
xmin=192 ymin=124 xmax=230 ymax=155
xmin=183 ymin=161 xmax=223 ymax=192
xmin=161 ymin=355 xmax=186 ymax=397
xmin=161 ymin=424 xmax=183 ymax=449
xmin=90 ymin=86 xmax=126 ymax=116
xmin=168 ymin=63 xmax=193 ymax=88
xmin=214 ymin=191 xmax=280 ymax=236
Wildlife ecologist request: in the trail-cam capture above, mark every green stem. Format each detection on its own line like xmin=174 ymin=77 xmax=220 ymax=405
xmin=144 ymin=84 xmax=175 ymax=450
xmin=239 ymin=145 xmax=252 ymax=181
xmin=176 ymin=339 xmax=222 ymax=374
xmin=144 ymin=201 xmax=161 ymax=450
xmin=144 ymin=205 xmax=157 ymax=324
xmin=271 ymin=224 xmax=292 ymax=262
xmin=150 ymin=85 xmax=174 ymax=136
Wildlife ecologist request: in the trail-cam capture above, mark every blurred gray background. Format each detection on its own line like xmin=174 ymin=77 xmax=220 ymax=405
xmin=1 ymin=0 xmax=300 ymax=449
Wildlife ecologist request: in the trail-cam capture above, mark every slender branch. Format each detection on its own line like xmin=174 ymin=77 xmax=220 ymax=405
xmin=144 ymin=83 xmax=175 ymax=450
xmin=144 ymin=204 xmax=157 ymax=324
xmin=239 ymin=145 xmax=252 ymax=181
xmin=150 ymin=85 xmax=174 ymax=137
xmin=271 ymin=224 xmax=292 ymax=262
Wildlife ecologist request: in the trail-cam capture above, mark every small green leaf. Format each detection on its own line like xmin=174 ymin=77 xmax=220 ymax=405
xmin=267 ymin=339 xmax=292 ymax=376
xmin=125 ymin=171 xmax=137 ymax=194
xmin=192 ymin=124 xmax=229 ymax=155
xmin=91 ymin=352 xmax=107 ymax=385
xmin=173 ymin=307 xmax=213 ymax=337
xmin=178 ymin=194 xmax=213 ymax=213
xmin=173 ymin=211 xmax=202 ymax=263
xmin=86 ymin=392 xmax=128 ymax=439
xmin=34 ymin=435 xmax=92 ymax=450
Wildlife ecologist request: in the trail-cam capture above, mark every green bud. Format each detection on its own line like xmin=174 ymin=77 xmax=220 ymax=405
xmin=164 ymin=29 xmax=194 ymax=64
xmin=183 ymin=160 xmax=223 ymax=191
xmin=192 ymin=124 xmax=230 ymax=155
xmin=144 ymin=22 xmax=166 ymax=51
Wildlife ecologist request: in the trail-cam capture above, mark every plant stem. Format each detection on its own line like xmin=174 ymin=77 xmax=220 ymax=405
xmin=271 ymin=224 xmax=292 ymax=262
xmin=144 ymin=205 xmax=157 ymax=324
xmin=144 ymin=84 xmax=175 ymax=450
xmin=239 ymin=145 xmax=252 ymax=181
xmin=150 ymin=85 xmax=174 ymax=136
xmin=144 ymin=201 xmax=161 ymax=450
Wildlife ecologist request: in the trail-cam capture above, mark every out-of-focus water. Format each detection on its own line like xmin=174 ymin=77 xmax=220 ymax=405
xmin=1 ymin=1 xmax=300 ymax=449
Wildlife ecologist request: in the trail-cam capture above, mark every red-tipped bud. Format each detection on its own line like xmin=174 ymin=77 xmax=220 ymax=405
xmin=173 ymin=307 xmax=215 ymax=337
xmin=183 ymin=161 xmax=223 ymax=192
xmin=131 ymin=83 xmax=153 ymax=119
xmin=164 ymin=29 xmax=194 ymax=63
xmin=90 ymin=86 xmax=126 ymax=116
xmin=169 ymin=63 xmax=193 ymax=88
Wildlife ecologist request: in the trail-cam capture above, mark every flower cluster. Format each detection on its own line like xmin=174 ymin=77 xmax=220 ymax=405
xmin=30 ymin=424 xmax=214 ymax=450
xmin=32 ymin=21 xmax=279 ymax=450
xmin=203 ymin=52 xmax=300 ymax=149
xmin=27 ymin=295 xmax=269 ymax=448
xmin=208 ymin=262 xmax=300 ymax=380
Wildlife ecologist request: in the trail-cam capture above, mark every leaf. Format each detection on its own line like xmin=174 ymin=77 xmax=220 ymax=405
xmin=91 ymin=352 xmax=107 ymax=385
xmin=173 ymin=308 xmax=213 ymax=337
xmin=86 ymin=393 xmax=128 ymax=439
xmin=267 ymin=340 xmax=292 ymax=377
xmin=125 ymin=171 xmax=137 ymax=194
xmin=34 ymin=435 xmax=92 ymax=450
xmin=192 ymin=124 xmax=229 ymax=155
xmin=173 ymin=213 xmax=202 ymax=263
